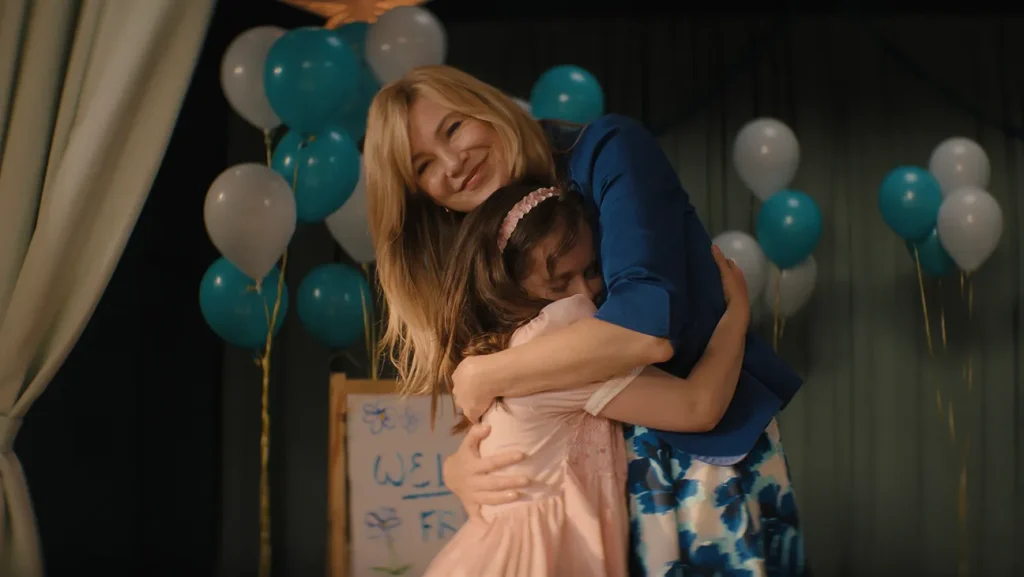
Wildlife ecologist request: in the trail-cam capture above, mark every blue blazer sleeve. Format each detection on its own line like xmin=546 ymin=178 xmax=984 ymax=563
xmin=563 ymin=115 xmax=803 ymax=459
xmin=569 ymin=114 xmax=691 ymax=349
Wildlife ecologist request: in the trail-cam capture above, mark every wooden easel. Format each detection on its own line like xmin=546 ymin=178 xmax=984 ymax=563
xmin=326 ymin=374 xmax=399 ymax=577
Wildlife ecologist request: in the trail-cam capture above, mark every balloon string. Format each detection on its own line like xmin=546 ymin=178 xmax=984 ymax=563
xmin=359 ymin=263 xmax=378 ymax=381
xmin=772 ymin=268 xmax=781 ymax=352
xmin=913 ymin=247 xmax=934 ymax=357
xmin=257 ymin=247 xmax=287 ymax=577
xmin=254 ymin=139 xmax=299 ymax=577
xmin=955 ymin=275 xmax=974 ymax=577
xmin=779 ymin=317 xmax=787 ymax=339
xmin=967 ymin=276 xmax=973 ymax=393
xmin=939 ymin=280 xmax=947 ymax=351
xmin=968 ymin=276 xmax=973 ymax=322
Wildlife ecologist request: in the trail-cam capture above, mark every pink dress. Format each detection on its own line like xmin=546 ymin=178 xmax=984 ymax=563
xmin=423 ymin=295 xmax=642 ymax=577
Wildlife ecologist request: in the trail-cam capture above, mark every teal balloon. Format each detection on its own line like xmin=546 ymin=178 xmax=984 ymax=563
xmin=878 ymin=166 xmax=942 ymax=241
xmin=906 ymin=228 xmax=955 ymax=277
xmin=272 ymin=127 xmax=361 ymax=222
xmin=264 ymin=27 xmax=360 ymax=134
xmin=333 ymin=64 xmax=379 ymax=142
xmin=756 ymin=190 xmax=823 ymax=269
xmin=199 ymin=258 xmax=288 ymax=349
xmin=530 ymin=65 xmax=604 ymax=124
xmin=297 ymin=263 xmax=370 ymax=348
xmin=334 ymin=23 xmax=369 ymax=61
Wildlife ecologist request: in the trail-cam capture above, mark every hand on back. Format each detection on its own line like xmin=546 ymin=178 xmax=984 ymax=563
xmin=443 ymin=424 xmax=530 ymax=518
xmin=711 ymin=245 xmax=750 ymax=325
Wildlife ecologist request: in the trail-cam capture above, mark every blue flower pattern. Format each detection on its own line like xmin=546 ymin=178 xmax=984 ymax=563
xmin=401 ymin=407 xmax=420 ymax=434
xmin=625 ymin=420 xmax=807 ymax=576
xmin=364 ymin=506 xmax=402 ymax=539
xmin=362 ymin=401 xmax=395 ymax=435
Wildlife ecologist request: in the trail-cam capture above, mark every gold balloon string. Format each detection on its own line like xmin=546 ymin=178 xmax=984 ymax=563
xmin=256 ymin=252 xmax=285 ymax=577
xmin=913 ymin=247 xmax=934 ymax=357
xmin=954 ymin=273 xmax=973 ymax=576
xmin=772 ymin=268 xmax=781 ymax=352
xmin=939 ymin=280 xmax=947 ymax=351
xmin=254 ymin=136 xmax=301 ymax=577
xmin=359 ymin=263 xmax=378 ymax=380
xmin=966 ymin=275 xmax=974 ymax=393
xmin=968 ymin=277 xmax=974 ymax=392
xmin=254 ymin=130 xmax=284 ymax=577
xmin=933 ymin=277 xmax=947 ymax=422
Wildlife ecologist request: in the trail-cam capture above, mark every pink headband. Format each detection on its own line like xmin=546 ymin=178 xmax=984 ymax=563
xmin=497 ymin=187 xmax=560 ymax=253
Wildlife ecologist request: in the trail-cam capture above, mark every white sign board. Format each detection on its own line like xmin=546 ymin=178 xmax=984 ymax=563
xmin=345 ymin=393 xmax=466 ymax=577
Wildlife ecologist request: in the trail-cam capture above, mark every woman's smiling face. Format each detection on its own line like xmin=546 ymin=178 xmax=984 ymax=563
xmin=406 ymin=97 xmax=509 ymax=213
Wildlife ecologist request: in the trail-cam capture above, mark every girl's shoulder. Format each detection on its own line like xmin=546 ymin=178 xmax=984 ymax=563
xmin=509 ymin=295 xmax=597 ymax=347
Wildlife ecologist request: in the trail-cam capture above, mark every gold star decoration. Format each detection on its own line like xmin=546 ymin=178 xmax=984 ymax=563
xmin=280 ymin=0 xmax=427 ymax=28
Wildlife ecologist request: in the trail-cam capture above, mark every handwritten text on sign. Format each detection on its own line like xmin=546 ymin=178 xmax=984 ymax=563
xmin=346 ymin=394 xmax=466 ymax=577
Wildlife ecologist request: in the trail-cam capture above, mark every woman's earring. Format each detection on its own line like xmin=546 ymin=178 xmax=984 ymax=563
xmin=444 ymin=207 xmax=451 ymax=213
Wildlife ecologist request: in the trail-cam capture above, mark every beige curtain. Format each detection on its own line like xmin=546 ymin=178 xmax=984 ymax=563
xmin=656 ymin=17 xmax=1024 ymax=577
xmin=0 ymin=1 xmax=215 ymax=574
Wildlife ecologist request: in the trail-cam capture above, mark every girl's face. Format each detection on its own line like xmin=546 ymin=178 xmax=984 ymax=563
xmin=519 ymin=220 xmax=603 ymax=303
xmin=407 ymin=97 xmax=509 ymax=213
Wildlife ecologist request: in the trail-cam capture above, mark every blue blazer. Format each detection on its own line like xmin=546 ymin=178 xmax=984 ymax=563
xmin=542 ymin=115 xmax=802 ymax=462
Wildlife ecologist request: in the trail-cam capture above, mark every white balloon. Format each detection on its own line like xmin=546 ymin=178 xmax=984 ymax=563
xmin=712 ymin=231 xmax=768 ymax=298
xmin=763 ymin=256 xmax=817 ymax=319
xmin=733 ymin=118 xmax=800 ymax=200
xmin=325 ymin=158 xmax=374 ymax=263
xmin=365 ymin=6 xmax=446 ymax=84
xmin=936 ymin=187 xmax=1002 ymax=273
xmin=928 ymin=137 xmax=991 ymax=197
xmin=205 ymin=163 xmax=296 ymax=281
xmin=220 ymin=26 xmax=284 ymax=130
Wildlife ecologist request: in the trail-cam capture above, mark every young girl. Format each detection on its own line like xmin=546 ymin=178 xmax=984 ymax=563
xmin=422 ymin=183 xmax=751 ymax=577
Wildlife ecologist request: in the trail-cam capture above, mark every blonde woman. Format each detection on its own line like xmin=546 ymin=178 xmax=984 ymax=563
xmin=364 ymin=65 xmax=807 ymax=576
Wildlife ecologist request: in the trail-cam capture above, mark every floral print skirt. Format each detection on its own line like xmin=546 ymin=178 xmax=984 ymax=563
xmin=624 ymin=420 xmax=806 ymax=577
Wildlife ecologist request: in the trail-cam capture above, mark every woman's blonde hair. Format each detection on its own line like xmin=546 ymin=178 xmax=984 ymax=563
xmin=364 ymin=65 xmax=557 ymax=397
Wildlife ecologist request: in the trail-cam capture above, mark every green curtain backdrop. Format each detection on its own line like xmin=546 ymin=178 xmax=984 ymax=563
xmin=652 ymin=18 xmax=1023 ymax=577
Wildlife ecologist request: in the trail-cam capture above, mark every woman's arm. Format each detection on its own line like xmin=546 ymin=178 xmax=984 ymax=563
xmin=598 ymin=307 xmax=747 ymax=432
xmin=453 ymin=115 xmax=698 ymax=420
xmin=453 ymin=318 xmax=671 ymax=398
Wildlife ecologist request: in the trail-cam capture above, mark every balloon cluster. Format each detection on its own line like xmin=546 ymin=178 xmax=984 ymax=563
xmin=201 ymin=6 xmax=450 ymax=350
xmin=879 ymin=137 xmax=1002 ymax=278
xmin=716 ymin=118 xmax=822 ymax=334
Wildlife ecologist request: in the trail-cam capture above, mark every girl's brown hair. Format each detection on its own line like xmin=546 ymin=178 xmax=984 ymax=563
xmin=431 ymin=182 xmax=588 ymax=433
xmin=363 ymin=65 xmax=558 ymax=400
